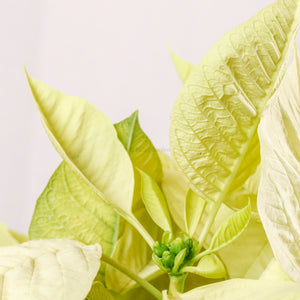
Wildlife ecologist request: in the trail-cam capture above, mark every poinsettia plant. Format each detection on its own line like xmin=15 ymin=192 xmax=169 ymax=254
xmin=1 ymin=0 xmax=300 ymax=299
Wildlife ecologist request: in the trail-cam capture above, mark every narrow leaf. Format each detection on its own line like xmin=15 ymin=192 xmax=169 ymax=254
xmin=25 ymin=71 xmax=134 ymax=215
xmin=139 ymin=169 xmax=173 ymax=232
xmin=29 ymin=161 xmax=119 ymax=256
xmin=115 ymin=110 xmax=162 ymax=184
xmin=169 ymin=48 xmax=195 ymax=83
xmin=209 ymin=203 xmax=251 ymax=252
xmin=258 ymin=51 xmax=300 ymax=283
xmin=170 ymin=0 xmax=300 ymax=210
xmin=0 ymin=239 xmax=101 ymax=300
xmin=185 ymin=189 xmax=207 ymax=237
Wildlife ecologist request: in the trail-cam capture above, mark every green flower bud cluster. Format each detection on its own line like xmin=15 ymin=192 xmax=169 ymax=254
xmin=152 ymin=234 xmax=199 ymax=275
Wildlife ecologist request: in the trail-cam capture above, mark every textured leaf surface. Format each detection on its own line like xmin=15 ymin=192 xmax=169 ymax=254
xmin=169 ymin=48 xmax=195 ymax=83
xmin=163 ymin=279 xmax=300 ymax=300
xmin=258 ymin=53 xmax=300 ymax=282
xmin=185 ymin=189 xmax=206 ymax=237
xmin=170 ymin=0 xmax=300 ymax=208
xmin=26 ymin=72 xmax=134 ymax=214
xmin=139 ymin=169 xmax=173 ymax=232
xmin=209 ymin=203 xmax=251 ymax=252
xmin=29 ymin=161 xmax=119 ymax=256
xmin=0 ymin=239 xmax=101 ymax=300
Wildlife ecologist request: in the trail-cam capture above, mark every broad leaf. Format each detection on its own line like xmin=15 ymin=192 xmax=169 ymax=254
xmin=29 ymin=161 xmax=119 ymax=256
xmin=183 ymin=254 xmax=226 ymax=279
xmin=159 ymin=151 xmax=188 ymax=231
xmin=0 ymin=239 xmax=101 ymax=300
xmin=25 ymin=71 xmax=134 ymax=215
xmin=209 ymin=203 xmax=251 ymax=252
xmin=169 ymin=48 xmax=195 ymax=83
xmin=258 ymin=52 xmax=300 ymax=282
xmin=185 ymin=189 xmax=206 ymax=237
xmin=170 ymin=0 xmax=300 ymax=212
xmin=163 ymin=279 xmax=300 ymax=300
xmin=139 ymin=169 xmax=173 ymax=232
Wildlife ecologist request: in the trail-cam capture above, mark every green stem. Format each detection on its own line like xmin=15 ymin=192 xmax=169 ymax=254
xmin=190 ymin=249 xmax=212 ymax=264
xmin=168 ymin=274 xmax=187 ymax=297
xmin=101 ymin=254 xmax=162 ymax=300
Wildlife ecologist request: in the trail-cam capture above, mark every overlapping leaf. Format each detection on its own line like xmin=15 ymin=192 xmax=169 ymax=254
xmin=25 ymin=72 xmax=134 ymax=215
xmin=170 ymin=0 xmax=300 ymax=210
xmin=0 ymin=239 xmax=101 ymax=300
xmin=29 ymin=161 xmax=119 ymax=256
xmin=258 ymin=52 xmax=300 ymax=282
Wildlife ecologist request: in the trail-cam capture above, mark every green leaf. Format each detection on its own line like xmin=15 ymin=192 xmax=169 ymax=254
xmin=170 ymin=0 xmax=300 ymax=215
xmin=258 ymin=50 xmax=300 ymax=283
xmin=105 ymin=208 xmax=161 ymax=293
xmin=115 ymin=110 xmax=162 ymax=184
xmin=158 ymin=151 xmax=188 ymax=231
xmin=0 ymin=222 xmax=19 ymax=246
xmin=163 ymin=279 xmax=300 ymax=300
xmin=115 ymin=110 xmax=162 ymax=212
xmin=183 ymin=254 xmax=226 ymax=279
xmin=169 ymin=48 xmax=195 ymax=83
xmin=185 ymin=189 xmax=207 ymax=237
xmin=85 ymin=281 xmax=114 ymax=300
xmin=172 ymin=248 xmax=187 ymax=273
xmin=29 ymin=161 xmax=119 ymax=256
xmin=0 ymin=239 xmax=101 ymax=300
xmin=209 ymin=203 xmax=251 ymax=252
xmin=25 ymin=71 xmax=134 ymax=216
xmin=139 ymin=169 xmax=173 ymax=232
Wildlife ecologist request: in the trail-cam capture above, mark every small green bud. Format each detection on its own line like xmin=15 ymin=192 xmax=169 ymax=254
xmin=153 ymin=241 xmax=168 ymax=258
xmin=185 ymin=238 xmax=193 ymax=250
xmin=170 ymin=237 xmax=186 ymax=255
xmin=172 ymin=248 xmax=187 ymax=273
xmin=162 ymin=251 xmax=175 ymax=268
xmin=162 ymin=231 xmax=172 ymax=244
xmin=152 ymin=253 xmax=170 ymax=273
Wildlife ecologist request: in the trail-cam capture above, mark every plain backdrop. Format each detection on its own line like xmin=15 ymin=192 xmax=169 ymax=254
xmin=0 ymin=0 xmax=299 ymax=233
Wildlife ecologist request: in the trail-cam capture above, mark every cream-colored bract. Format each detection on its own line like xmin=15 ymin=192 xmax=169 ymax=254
xmin=162 ymin=279 xmax=300 ymax=300
xmin=258 ymin=52 xmax=300 ymax=283
xmin=0 ymin=239 xmax=101 ymax=300
xmin=25 ymin=71 xmax=134 ymax=215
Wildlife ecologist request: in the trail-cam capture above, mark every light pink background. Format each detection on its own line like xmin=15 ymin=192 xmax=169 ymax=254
xmin=0 ymin=0 xmax=298 ymax=233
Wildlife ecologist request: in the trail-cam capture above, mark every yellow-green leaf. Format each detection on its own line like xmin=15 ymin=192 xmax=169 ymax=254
xmin=29 ymin=161 xmax=119 ymax=256
xmin=0 ymin=222 xmax=19 ymax=246
xmin=169 ymin=48 xmax=195 ymax=83
xmin=185 ymin=189 xmax=207 ymax=237
xmin=183 ymin=254 xmax=226 ymax=279
xmin=25 ymin=71 xmax=134 ymax=215
xmin=158 ymin=151 xmax=188 ymax=231
xmin=170 ymin=0 xmax=300 ymax=211
xmin=115 ymin=111 xmax=162 ymax=211
xmin=209 ymin=203 xmax=251 ymax=252
xmin=139 ymin=169 xmax=173 ymax=232
xmin=85 ymin=281 xmax=114 ymax=300
xmin=115 ymin=110 xmax=162 ymax=184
